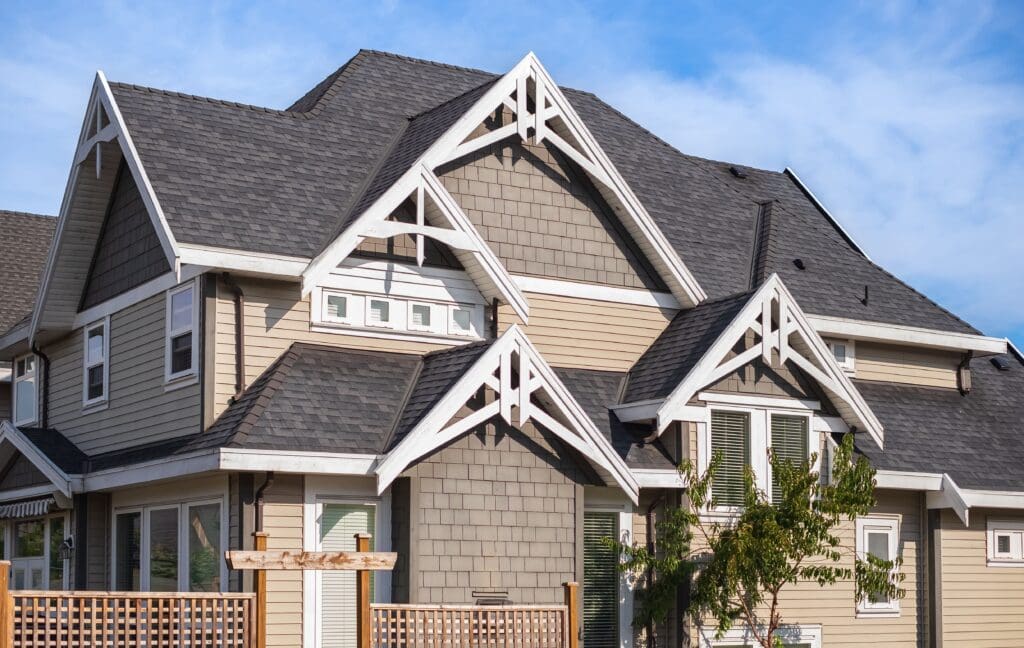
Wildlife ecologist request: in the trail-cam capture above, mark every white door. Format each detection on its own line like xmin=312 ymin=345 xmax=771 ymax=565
xmin=318 ymin=503 xmax=375 ymax=648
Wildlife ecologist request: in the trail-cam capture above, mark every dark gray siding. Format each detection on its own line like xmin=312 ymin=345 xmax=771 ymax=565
xmin=81 ymin=161 xmax=171 ymax=310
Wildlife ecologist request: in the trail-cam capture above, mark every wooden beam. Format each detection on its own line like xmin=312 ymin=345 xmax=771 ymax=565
xmin=360 ymin=220 xmax=475 ymax=252
xmin=253 ymin=532 xmax=267 ymax=648
xmin=564 ymin=581 xmax=579 ymax=648
xmin=225 ymin=549 xmax=397 ymax=571
xmin=356 ymin=534 xmax=371 ymax=648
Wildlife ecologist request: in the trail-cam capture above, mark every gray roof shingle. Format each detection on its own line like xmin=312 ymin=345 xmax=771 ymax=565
xmin=624 ymin=291 xmax=752 ymax=403
xmin=853 ymin=350 xmax=1024 ymax=491
xmin=16 ymin=427 xmax=88 ymax=474
xmin=0 ymin=211 xmax=55 ymax=334
xmin=107 ymin=49 xmax=977 ymax=335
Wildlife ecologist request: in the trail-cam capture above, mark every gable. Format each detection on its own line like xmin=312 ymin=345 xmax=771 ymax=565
xmin=80 ymin=160 xmax=173 ymax=310
xmin=438 ymin=119 xmax=666 ymax=291
xmin=0 ymin=453 xmax=50 ymax=491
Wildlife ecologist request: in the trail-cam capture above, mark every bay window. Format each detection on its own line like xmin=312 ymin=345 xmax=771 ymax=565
xmin=113 ymin=499 xmax=225 ymax=591
xmin=165 ymin=281 xmax=197 ymax=382
xmin=13 ymin=354 xmax=37 ymax=426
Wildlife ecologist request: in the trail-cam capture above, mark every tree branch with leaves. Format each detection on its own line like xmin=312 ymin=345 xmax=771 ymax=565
xmin=609 ymin=433 xmax=904 ymax=648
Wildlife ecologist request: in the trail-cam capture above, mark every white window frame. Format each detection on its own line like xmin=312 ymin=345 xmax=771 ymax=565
xmin=986 ymin=519 xmax=1024 ymax=567
xmin=321 ymin=291 xmax=361 ymax=327
xmin=365 ymin=297 xmax=396 ymax=329
xmin=700 ymin=623 xmax=822 ymax=647
xmin=407 ymin=301 xmax=441 ymax=334
xmin=12 ymin=354 xmax=37 ymax=426
xmin=165 ymin=280 xmax=199 ymax=384
xmin=855 ymin=515 xmax=901 ymax=617
xmin=112 ymin=496 xmax=228 ymax=592
xmin=699 ymin=402 xmax=817 ymax=515
xmin=447 ymin=303 xmax=479 ymax=337
xmin=82 ymin=317 xmax=110 ymax=408
xmin=583 ymin=497 xmax=634 ymax=648
xmin=826 ymin=338 xmax=856 ymax=375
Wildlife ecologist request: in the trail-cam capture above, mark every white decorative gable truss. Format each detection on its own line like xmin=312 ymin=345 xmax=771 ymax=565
xmin=375 ymin=325 xmax=640 ymax=503
xmin=302 ymin=52 xmax=706 ymax=316
xmin=632 ymin=274 xmax=885 ymax=448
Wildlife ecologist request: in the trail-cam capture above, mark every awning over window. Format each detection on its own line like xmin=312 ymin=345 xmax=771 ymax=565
xmin=0 ymin=497 xmax=55 ymax=519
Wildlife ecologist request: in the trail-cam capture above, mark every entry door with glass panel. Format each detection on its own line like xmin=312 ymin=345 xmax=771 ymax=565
xmin=583 ymin=511 xmax=619 ymax=648
xmin=318 ymin=503 xmax=375 ymax=648
xmin=11 ymin=517 xmax=67 ymax=590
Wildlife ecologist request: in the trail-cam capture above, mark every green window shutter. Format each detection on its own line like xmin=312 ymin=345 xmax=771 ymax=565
xmin=583 ymin=512 xmax=619 ymax=648
xmin=711 ymin=411 xmax=750 ymax=507
xmin=770 ymin=415 xmax=809 ymax=503
xmin=320 ymin=504 xmax=375 ymax=648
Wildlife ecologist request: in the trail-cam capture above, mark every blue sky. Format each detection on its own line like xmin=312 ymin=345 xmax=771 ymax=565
xmin=2 ymin=1 xmax=1022 ymax=346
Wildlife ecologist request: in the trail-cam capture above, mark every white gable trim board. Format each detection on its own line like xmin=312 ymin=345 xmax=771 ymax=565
xmin=374 ymin=325 xmax=640 ymax=502
xmin=303 ymin=51 xmax=705 ymax=312
xmin=30 ymin=71 xmax=181 ymax=342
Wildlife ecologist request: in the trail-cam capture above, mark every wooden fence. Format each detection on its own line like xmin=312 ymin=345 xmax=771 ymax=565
xmin=370 ymin=604 xmax=570 ymax=648
xmin=0 ymin=561 xmax=254 ymax=648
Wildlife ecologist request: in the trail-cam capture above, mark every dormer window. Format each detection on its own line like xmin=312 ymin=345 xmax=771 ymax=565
xmin=827 ymin=339 xmax=856 ymax=374
xmin=449 ymin=305 xmax=475 ymax=337
xmin=83 ymin=320 xmax=109 ymax=407
xmin=314 ymin=286 xmax=483 ymax=341
xmin=367 ymin=299 xmax=393 ymax=328
xmin=165 ymin=281 xmax=198 ymax=383
xmin=13 ymin=354 xmax=37 ymax=426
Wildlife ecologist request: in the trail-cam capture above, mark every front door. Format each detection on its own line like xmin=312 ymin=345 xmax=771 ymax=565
xmin=10 ymin=516 xmax=67 ymax=590
xmin=317 ymin=503 xmax=375 ymax=648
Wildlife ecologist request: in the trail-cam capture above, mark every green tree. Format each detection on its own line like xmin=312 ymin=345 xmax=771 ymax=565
xmin=609 ymin=433 xmax=904 ymax=648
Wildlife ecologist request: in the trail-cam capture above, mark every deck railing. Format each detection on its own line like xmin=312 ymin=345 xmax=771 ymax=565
xmin=371 ymin=603 xmax=569 ymax=648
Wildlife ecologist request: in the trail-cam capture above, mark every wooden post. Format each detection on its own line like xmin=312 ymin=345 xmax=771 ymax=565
xmin=0 ymin=561 xmax=11 ymax=648
xmin=253 ymin=533 xmax=269 ymax=648
xmin=563 ymin=581 xmax=579 ymax=648
xmin=356 ymin=534 xmax=371 ymax=648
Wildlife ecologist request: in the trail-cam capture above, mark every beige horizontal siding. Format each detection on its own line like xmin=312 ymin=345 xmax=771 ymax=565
xmin=498 ymin=292 xmax=675 ymax=371
xmin=47 ymin=291 xmax=201 ymax=455
xmin=213 ymin=277 xmax=450 ymax=419
xmin=263 ymin=475 xmax=304 ymax=648
xmin=855 ymin=342 xmax=959 ymax=389
xmin=938 ymin=509 xmax=1024 ymax=647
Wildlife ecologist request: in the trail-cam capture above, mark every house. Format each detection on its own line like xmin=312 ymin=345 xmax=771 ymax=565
xmin=0 ymin=210 xmax=55 ymax=423
xmin=0 ymin=49 xmax=1021 ymax=648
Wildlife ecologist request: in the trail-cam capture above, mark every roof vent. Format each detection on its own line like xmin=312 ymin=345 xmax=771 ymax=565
xmin=992 ymin=356 xmax=1011 ymax=371
xmin=729 ymin=165 xmax=747 ymax=179
xmin=793 ymin=258 xmax=806 ymax=270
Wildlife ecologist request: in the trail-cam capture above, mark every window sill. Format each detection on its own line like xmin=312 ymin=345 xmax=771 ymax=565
xmin=856 ymin=608 xmax=900 ymax=619
xmin=164 ymin=375 xmax=198 ymax=393
xmin=987 ymin=560 xmax=1024 ymax=568
xmin=311 ymin=323 xmax=483 ymax=345
xmin=82 ymin=400 xmax=108 ymax=414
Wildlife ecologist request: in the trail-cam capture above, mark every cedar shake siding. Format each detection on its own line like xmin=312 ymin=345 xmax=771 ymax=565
xmin=394 ymin=411 xmax=598 ymax=605
xmin=47 ymin=290 xmax=201 ymax=454
xmin=81 ymin=161 xmax=171 ymax=310
xmin=439 ymin=135 xmax=666 ymax=291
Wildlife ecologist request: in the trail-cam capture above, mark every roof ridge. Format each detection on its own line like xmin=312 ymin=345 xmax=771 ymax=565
xmin=381 ymin=356 xmax=426 ymax=453
xmin=420 ymin=338 xmax=494 ymax=361
xmin=228 ymin=344 xmax=301 ymax=446
xmin=288 ymin=340 xmax=422 ymax=360
xmin=0 ymin=210 xmax=55 ymax=220
xmin=407 ymin=78 xmax=499 ymax=122
xmin=357 ymin=49 xmax=497 ymax=78
xmin=108 ymin=81 xmax=308 ymax=118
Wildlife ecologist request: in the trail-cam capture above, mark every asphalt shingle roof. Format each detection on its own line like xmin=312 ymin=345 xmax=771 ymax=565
xmin=557 ymin=367 xmax=675 ymax=470
xmin=0 ymin=211 xmax=55 ymax=334
xmin=624 ymin=291 xmax=752 ymax=403
xmin=853 ymin=349 xmax=1024 ymax=491
xmin=108 ymin=49 xmax=975 ymax=335
xmin=17 ymin=427 xmax=88 ymax=474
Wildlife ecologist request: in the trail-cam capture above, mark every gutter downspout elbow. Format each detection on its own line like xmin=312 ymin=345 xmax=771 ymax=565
xmin=254 ymin=471 xmax=275 ymax=533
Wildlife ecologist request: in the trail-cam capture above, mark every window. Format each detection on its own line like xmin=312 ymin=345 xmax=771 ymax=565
xmin=705 ymin=405 xmax=814 ymax=512
xmin=83 ymin=319 xmax=108 ymax=406
xmin=702 ymin=624 xmax=821 ymax=647
xmin=165 ymin=282 xmax=197 ymax=382
xmin=449 ymin=304 xmax=475 ymax=336
xmin=326 ymin=294 xmax=350 ymax=321
xmin=769 ymin=414 xmax=809 ymax=503
xmin=987 ymin=520 xmax=1024 ymax=566
xmin=710 ymin=411 xmax=750 ymax=507
xmin=583 ymin=511 xmax=619 ymax=648
xmin=114 ymin=500 xmax=225 ymax=591
xmin=856 ymin=516 xmax=900 ymax=616
xmin=319 ymin=503 xmax=376 ymax=647
xmin=826 ymin=339 xmax=855 ymax=374
xmin=13 ymin=354 xmax=37 ymax=426
xmin=366 ymin=299 xmax=392 ymax=328
xmin=408 ymin=303 xmax=436 ymax=333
